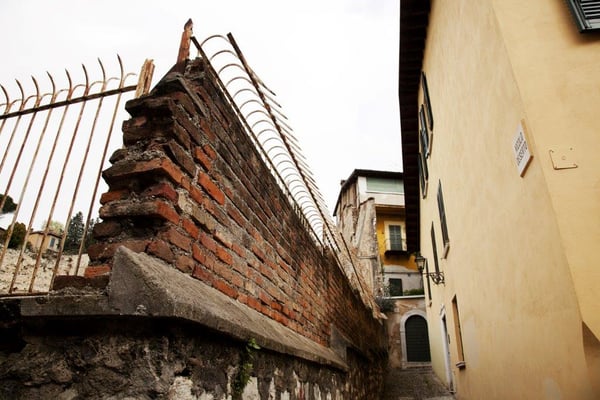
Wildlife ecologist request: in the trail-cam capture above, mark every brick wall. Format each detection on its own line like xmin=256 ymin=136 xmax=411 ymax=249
xmin=87 ymin=58 xmax=383 ymax=355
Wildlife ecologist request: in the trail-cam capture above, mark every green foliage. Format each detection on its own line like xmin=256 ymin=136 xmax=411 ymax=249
xmin=8 ymin=222 xmax=26 ymax=249
xmin=44 ymin=220 xmax=64 ymax=235
xmin=0 ymin=193 xmax=17 ymax=215
xmin=64 ymin=212 xmax=85 ymax=254
xmin=403 ymin=288 xmax=425 ymax=296
xmin=232 ymin=338 xmax=261 ymax=399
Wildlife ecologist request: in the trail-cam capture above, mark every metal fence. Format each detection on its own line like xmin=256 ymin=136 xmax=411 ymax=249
xmin=178 ymin=20 xmax=374 ymax=306
xmin=0 ymin=56 xmax=153 ymax=296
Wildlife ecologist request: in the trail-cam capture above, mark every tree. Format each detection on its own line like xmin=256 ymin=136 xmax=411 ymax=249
xmin=43 ymin=220 xmax=64 ymax=235
xmin=0 ymin=193 xmax=17 ymax=215
xmin=8 ymin=222 xmax=26 ymax=249
xmin=64 ymin=212 xmax=85 ymax=254
xmin=84 ymin=217 xmax=99 ymax=249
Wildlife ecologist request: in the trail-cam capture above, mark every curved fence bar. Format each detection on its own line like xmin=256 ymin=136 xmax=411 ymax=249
xmin=180 ymin=21 xmax=373 ymax=306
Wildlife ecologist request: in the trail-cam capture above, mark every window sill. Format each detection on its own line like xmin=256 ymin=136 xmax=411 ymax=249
xmin=456 ymin=361 xmax=466 ymax=370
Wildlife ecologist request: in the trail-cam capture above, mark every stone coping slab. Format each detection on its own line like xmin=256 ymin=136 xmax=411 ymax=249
xmin=19 ymin=247 xmax=348 ymax=371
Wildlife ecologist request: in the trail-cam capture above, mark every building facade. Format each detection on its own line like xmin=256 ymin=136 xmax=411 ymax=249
xmin=399 ymin=0 xmax=600 ymax=398
xmin=334 ymin=169 xmax=429 ymax=367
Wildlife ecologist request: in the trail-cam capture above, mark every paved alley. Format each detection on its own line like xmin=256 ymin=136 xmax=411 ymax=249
xmin=381 ymin=366 xmax=454 ymax=400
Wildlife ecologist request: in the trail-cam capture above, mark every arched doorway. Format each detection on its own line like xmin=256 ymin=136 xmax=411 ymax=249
xmin=404 ymin=314 xmax=431 ymax=362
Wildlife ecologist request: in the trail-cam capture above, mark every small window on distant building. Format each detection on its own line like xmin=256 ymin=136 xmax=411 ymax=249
xmin=388 ymin=278 xmax=403 ymax=297
xmin=387 ymin=225 xmax=404 ymax=251
xmin=50 ymin=237 xmax=56 ymax=249
xmin=366 ymin=177 xmax=404 ymax=193
xmin=566 ymin=0 xmax=600 ymax=33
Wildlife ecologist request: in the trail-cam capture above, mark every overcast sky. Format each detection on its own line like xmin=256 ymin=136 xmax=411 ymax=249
xmin=0 ymin=0 xmax=400 ymax=218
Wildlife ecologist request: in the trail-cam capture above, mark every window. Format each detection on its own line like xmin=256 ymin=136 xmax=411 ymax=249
xmin=388 ymin=278 xmax=403 ymax=297
xmin=422 ymin=72 xmax=434 ymax=131
xmin=366 ymin=177 xmax=404 ymax=193
xmin=452 ymin=296 xmax=466 ymax=368
xmin=418 ymin=152 xmax=428 ymax=198
xmin=419 ymin=105 xmax=430 ymax=157
xmin=386 ymin=224 xmax=404 ymax=251
xmin=437 ymin=181 xmax=450 ymax=257
xmin=566 ymin=0 xmax=600 ymax=33
xmin=430 ymin=223 xmax=441 ymax=275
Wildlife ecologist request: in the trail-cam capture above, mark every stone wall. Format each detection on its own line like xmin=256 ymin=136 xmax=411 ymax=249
xmin=0 ymin=312 xmax=382 ymax=399
xmin=0 ymin=56 xmax=387 ymax=399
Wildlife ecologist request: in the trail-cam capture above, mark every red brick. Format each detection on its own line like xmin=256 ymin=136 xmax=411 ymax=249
xmin=258 ymin=289 xmax=271 ymax=305
xmin=182 ymin=218 xmax=200 ymax=240
xmin=147 ymin=239 xmax=175 ymax=263
xmin=83 ymin=264 xmax=111 ymax=278
xmin=251 ymin=244 xmax=266 ymax=262
xmin=247 ymin=296 xmax=261 ymax=312
xmin=100 ymin=189 xmax=129 ymax=204
xmin=216 ymin=246 xmax=233 ymax=265
xmin=192 ymin=265 xmax=212 ymax=283
xmin=92 ymin=221 xmax=122 ymax=238
xmin=188 ymin=184 xmax=205 ymax=205
xmin=226 ymin=204 xmax=246 ymax=228
xmin=88 ymin=240 xmax=149 ymax=261
xmin=142 ymin=182 xmax=178 ymax=202
xmin=161 ymin=227 xmax=192 ymax=251
xmin=274 ymin=312 xmax=289 ymax=326
xmin=175 ymin=255 xmax=195 ymax=274
xmin=198 ymin=172 xmax=225 ymax=205
xmin=99 ymin=199 xmax=180 ymax=225
xmin=230 ymin=273 xmax=244 ymax=289
xmin=271 ymin=301 xmax=283 ymax=312
xmin=231 ymin=243 xmax=246 ymax=259
xmin=194 ymin=146 xmax=213 ymax=171
xmin=199 ymin=232 xmax=217 ymax=253
xmin=103 ymin=158 xmax=185 ymax=187
xmin=202 ymin=144 xmax=217 ymax=160
xmin=213 ymin=279 xmax=237 ymax=299
xmin=192 ymin=243 xmax=207 ymax=264
xmin=199 ymin=117 xmax=216 ymax=142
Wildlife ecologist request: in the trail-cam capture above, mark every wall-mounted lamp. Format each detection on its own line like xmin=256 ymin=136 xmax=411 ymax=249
xmin=415 ymin=253 xmax=445 ymax=285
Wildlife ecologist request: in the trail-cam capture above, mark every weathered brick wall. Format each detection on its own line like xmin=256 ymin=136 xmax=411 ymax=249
xmin=87 ymin=58 xmax=383 ymax=356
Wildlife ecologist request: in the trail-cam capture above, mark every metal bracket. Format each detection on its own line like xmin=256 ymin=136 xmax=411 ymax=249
xmin=549 ymin=147 xmax=578 ymax=170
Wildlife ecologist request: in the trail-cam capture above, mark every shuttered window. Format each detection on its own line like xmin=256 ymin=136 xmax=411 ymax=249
xmin=418 ymin=153 xmax=428 ymax=198
xmin=437 ymin=181 xmax=450 ymax=256
xmin=388 ymin=225 xmax=403 ymax=251
xmin=567 ymin=0 xmax=600 ymax=32
xmin=419 ymin=105 xmax=430 ymax=157
xmin=422 ymin=72 xmax=434 ymax=130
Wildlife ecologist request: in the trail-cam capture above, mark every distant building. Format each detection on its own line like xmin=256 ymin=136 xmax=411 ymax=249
xmin=27 ymin=231 xmax=61 ymax=253
xmin=334 ymin=169 xmax=430 ymax=367
xmin=399 ymin=0 xmax=600 ymax=397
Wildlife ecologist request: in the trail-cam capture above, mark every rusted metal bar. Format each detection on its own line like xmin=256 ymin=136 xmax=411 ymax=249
xmin=175 ymin=19 xmax=194 ymax=72
xmin=1 ymin=56 xmax=149 ymax=295
xmin=0 ymin=85 xmax=137 ymax=120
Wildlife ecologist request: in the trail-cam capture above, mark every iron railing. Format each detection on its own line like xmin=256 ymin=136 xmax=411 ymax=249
xmin=0 ymin=56 xmax=154 ymax=296
xmin=178 ymin=20 xmax=375 ymax=308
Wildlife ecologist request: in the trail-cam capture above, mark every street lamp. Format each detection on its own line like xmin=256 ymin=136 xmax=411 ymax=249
xmin=415 ymin=253 xmax=445 ymax=285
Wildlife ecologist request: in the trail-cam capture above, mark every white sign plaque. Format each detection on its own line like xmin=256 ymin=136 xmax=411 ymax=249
xmin=512 ymin=122 xmax=532 ymax=176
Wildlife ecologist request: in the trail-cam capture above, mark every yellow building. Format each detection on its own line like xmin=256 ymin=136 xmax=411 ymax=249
xmin=27 ymin=231 xmax=61 ymax=253
xmin=399 ymin=0 xmax=600 ymax=398
xmin=334 ymin=169 xmax=430 ymax=367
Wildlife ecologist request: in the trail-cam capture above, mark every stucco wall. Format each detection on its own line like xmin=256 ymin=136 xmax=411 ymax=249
xmin=419 ymin=0 xmax=598 ymax=398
